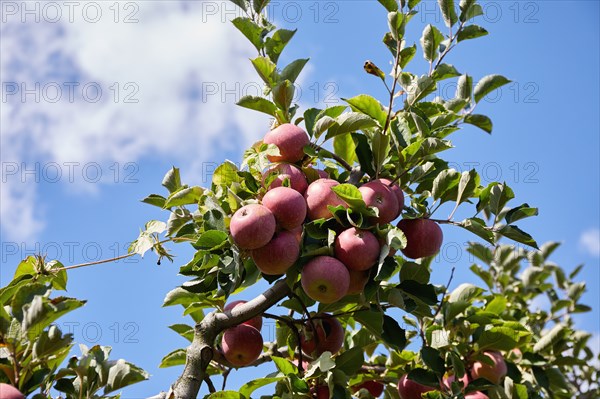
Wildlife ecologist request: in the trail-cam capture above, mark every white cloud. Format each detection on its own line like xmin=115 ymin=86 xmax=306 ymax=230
xmin=579 ymin=228 xmax=600 ymax=257
xmin=1 ymin=1 xmax=273 ymax=241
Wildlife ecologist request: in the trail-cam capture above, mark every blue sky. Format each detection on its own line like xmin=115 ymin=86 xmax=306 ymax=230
xmin=1 ymin=1 xmax=598 ymax=397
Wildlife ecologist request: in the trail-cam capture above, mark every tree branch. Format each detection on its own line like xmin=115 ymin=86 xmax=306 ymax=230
xmin=170 ymin=279 xmax=291 ymax=399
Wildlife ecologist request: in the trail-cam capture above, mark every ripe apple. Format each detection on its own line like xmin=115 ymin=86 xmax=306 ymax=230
xmin=470 ymin=351 xmax=507 ymax=385
xmin=396 ymin=218 xmax=443 ymax=259
xmin=346 ymin=269 xmax=370 ymax=295
xmin=262 ymin=186 xmax=307 ymax=230
xmin=353 ymin=380 xmax=384 ymax=397
xmin=221 ymin=324 xmax=263 ymax=367
xmin=224 ymin=300 xmax=262 ymax=330
xmin=264 ymin=123 xmax=310 ymax=163
xmin=300 ymin=313 xmax=344 ymax=356
xmin=301 ymin=256 xmax=349 ymax=303
xmin=0 ymin=384 xmax=24 ymax=399
xmin=359 ymin=181 xmax=399 ymax=224
xmin=334 ymin=227 xmax=380 ymax=271
xmin=304 ymin=179 xmax=348 ymax=220
xmin=397 ymin=375 xmax=435 ymax=399
xmin=252 ymin=230 xmax=300 ymax=275
xmin=378 ymin=178 xmax=404 ymax=216
xmin=465 ymin=392 xmax=489 ymax=399
xmin=263 ymin=163 xmax=309 ymax=194
xmin=289 ymin=225 xmax=303 ymax=243
xmin=442 ymin=373 xmax=469 ymax=390
xmin=230 ymin=204 xmax=276 ymax=250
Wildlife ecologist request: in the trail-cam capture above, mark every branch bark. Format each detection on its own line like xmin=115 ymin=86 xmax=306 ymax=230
xmin=169 ymin=279 xmax=291 ymax=399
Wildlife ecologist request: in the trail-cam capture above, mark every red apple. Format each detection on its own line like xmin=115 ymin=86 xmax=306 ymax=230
xmin=470 ymin=351 xmax=507 ymax=385
xmin=289 ymin=225 xmax=303 ymax=243
xmin=230 ymin=204 xmax=276 ymax=250
xmin=465 ymin=392 xmax=489 ymax=399
xmin=304 ymin=179 xmax=348 ymax=220
xmin=353 ymin=380 xmax=384 ymax=397
xmin=378 ymin=178 xmax=404 ymax=216
xmin=264 ymin=123 xmax=310 ymax=163
xmin=396 ymin=218 xmax=443 ymax=259
xmin=334 ymin=227 xmax=380 ymax=271
xmin=252 ymin=230 xmax=300 ymax=275
xmin=300 ymin=313 xmax=344 ymax=356
xmin=262 ymin=186 xmax=307 ymax=230
xmin=0 ymin=384 xmax=24 ymax=399
xmin=263 ymin=163 xmax=308 ymax=194
xmin=224 ymin=300 xmax=262 ymax=330
xmin=346 ymin=269 xmax=370 ymax=295
xmin=221 ymin=324 xmax=263 ymax=367
xmin=301 ymin=256 xmax=349 ymax=303
xmin=397 ymin=375 xmax=435 ymax=399
xmin=359 ymin=181 xmax=399 ymax=224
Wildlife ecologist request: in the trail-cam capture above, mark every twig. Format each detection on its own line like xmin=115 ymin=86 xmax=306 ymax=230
xmin=204 ymin=376 xmax=216 ymax=393
xmin=310 ymin=143 xmax=353 ymax=172
xmin=221 ymin=368 xmax=231 ymax=391
xmin=382 ymin=37 xmax=402 ymax=137
xmin=434 ymin=266 xmax=456 ymax=323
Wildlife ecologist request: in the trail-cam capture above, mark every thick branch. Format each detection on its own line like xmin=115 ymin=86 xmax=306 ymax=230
xmin=170 ymin=279 xmax=291 ymax=399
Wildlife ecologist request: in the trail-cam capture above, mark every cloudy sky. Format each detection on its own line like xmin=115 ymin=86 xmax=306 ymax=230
xmin=1 ymin=1 xmax=598 ymax=397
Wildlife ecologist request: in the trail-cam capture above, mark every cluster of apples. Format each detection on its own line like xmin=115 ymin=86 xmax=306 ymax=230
xmin=229 ymin=123 xmax=444 ymax=306
xmin=398 ymin=351 xmax=507 ymax=399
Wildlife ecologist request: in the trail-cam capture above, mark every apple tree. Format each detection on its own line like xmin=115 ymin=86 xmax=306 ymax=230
xmin=1 ymin=0 xmax=598 ymax=399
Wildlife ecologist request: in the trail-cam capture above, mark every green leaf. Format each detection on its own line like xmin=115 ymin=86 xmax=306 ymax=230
xmin=431 ymin=63 xmax=461 ymax=81
xmin=407 ymin=368 xmax=439 ymax=388
xmin=237 ymin=96 xmax=278 ymax=116
xmin=265 ymin=29 xmax=295 ymax=63
xmin=388 ymin=12 xmax=406 ymax=41
xmin=399 ymin=44 xmax=417 ymax=69
xmin=398 ymin=281 xmax=438 ymax=305
xmin=162 ymin=167 xmax=182 ymax=193
xmin=474 ymin=74 xmax=511 ymax=103
xmin=400 ymin=262 xmax=430 ymax=284
xmin=326 ymin=112 xmax=379 ymax=139
xmin=205 ymin=391 xmax=245 ymax=399
xmin=457 ymin=25 xmax=488 ymax=42
xmin=279 ymin=58 xmax=309 ymax=84
xmin=421 ymin=346 xmax=445 ymax=375
xmin=272 ymin=356 xmax=298 ymax=375
xmin=382 ymin=315 xmax=407 ymax=350
xmin=438 ymin=0 xmax=458 ymax=27
xmin=499 ymin=225 xmax=539 ymax=249
xmin=159 ymin=348 xmax=187 ymax=368
xmin=212 ymin=161 xmax=240 ymax=186
xmin=253 ymin=0 xmax=270 ymax=13
xmin=232 ymin=17 xmax=266 ymax=52
xmin=485 ymin=296 xmax=507 ymax=315
xmin=420 ymin=24 xmax=444 ymax=62
xmin=448 ymin=283 xmax=483 ymax=303
xmin=432 ymin=169 xmax=460 ymax=201
xmin=378 ymin=0 xmax=398 ymax=12
xmin=354 ymin=309 xmax=384 ymax=334
xmin=239 ymin=377 xmax=282 ymax=397
xmin=164 ymin=186 xmax=204 ymax=208
xmin=251 ymin=56 xmax=277 ymax=87
xmin=333 ymin=134 xmax=357 ymax=166
xmin=335 ymin=347 xmax=364 ymax=375
xmin=168 ymin=324 xmax=194 ymax=342
xmin=407 ymin=76 xmax=436 ymax=105
xmin=489 ymin=183 xmax=515 ymax=215
xmin=23 ymin=296 xmax=86 ymax=334
xmin=456 ymin=74 xmax=473 ymax=100
xmin=195 ymin=230 xmax=229 ymax=251
xmin=105 ymin=359 xmax=149 ymax=394
xmin=505 ymin=204 xmax=539 ymax=224
xmin=372 ymin=131 xmax=391 ymax=175
xmin=273 ymin=80 xmax=295 ymax=112
xmin=344 ymin=95 xmax=388 ymax=127
xmin=455 ymin=169 xmax=479 ymax=205
xmin=331 ymin=184 xmax=366 ymax=211
xmin=464 ymin=114 xmax=493 ymax=134
xmin=141 ymin=194 xmax=167 ymax=208
xmin=478 ymin=327 xmax=519 ymax=351
xmin=229 ymin=0 xmax=248 ymax=12
xmin=352 ymin=133 xmax=376 ymax=177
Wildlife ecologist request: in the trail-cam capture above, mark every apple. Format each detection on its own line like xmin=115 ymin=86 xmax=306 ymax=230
xmin=301 ymin=256 xmax=350 ymax=303
xmin=397 ymin=375 xmax=435 ymax=399
xmin=396 ymin=218 xmax=443 ymax=259
xmin=304 ymin=179 xmax=348 ymax=220
xmin=442 ymin=373 xmax=469 ymax=390
xmin=263 ymin=163 xmax=309 ymax=194
xmin=224 ymin=300 xmax=262 ymax=330
xmin=353 ymin=380 xmax=384 ymax=397
xmin=300 ymin=313 xmax=344 ymax=356
xmin=334 ymin=227 xmax=380 ymax=271
xmin=221 ymin=324 xmax=263 ymax=367
xmin=359 ymin=181 xmax=399 ymax=224
xmin=378 ymin=178 xmax=404 ymax=216
xmin=465 ymin=392 xmax=490 ymax=399
xmin=470 ymin=351 xmax=507 ymax=385
xmin=252 ymin=230 xmax=300 ymax=275
xmin=289 ymin=225 xmax=303 ymax=243
xmin=230 ymin=204 xmax=276 ymax=250
xmin=346 ymin=269 xmax=370 ymax=295
xmin=0 ymin=384 xmax=24 ymax=399
xmin=312 ymin=385 xmax=330 ymax=399
xmin=264 ymin=123 xmax=310 ymax=163
xmin=262 ymin=186 xmax=307 ymax=230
